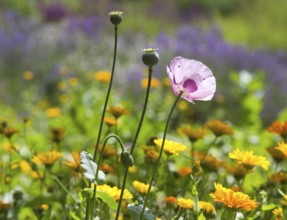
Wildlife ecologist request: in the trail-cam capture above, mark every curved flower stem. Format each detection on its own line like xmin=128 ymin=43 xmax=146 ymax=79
xmin=93 ymin=25 xmax=118 ymax=162
xmin=53 ymin=175 xmax=78 ymax=203
xmin=140 ymin=91 xmax=183 ymax=220
xmin=86 ymin=24 xmax=118 ymax=220
xmin=90 ymin=134 xmax=125 ymax=219
xmin=115 ymin=66 xmax=153 ymax=220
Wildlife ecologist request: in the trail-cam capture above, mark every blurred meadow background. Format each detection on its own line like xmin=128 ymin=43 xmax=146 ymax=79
xmin=1 ymin=0 xmax=287 ymax=219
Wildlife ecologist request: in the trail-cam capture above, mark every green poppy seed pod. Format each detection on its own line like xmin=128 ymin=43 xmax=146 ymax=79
xmin=142 ymin=48 xmax=160 ymax=66
xmin=120 ymin=151 xmax=134 ymax=168
xmin=109 ymin=11 xmax=123 ymax=26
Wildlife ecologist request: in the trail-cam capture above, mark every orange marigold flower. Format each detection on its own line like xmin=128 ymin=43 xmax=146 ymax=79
xmin=178 ymin=167 xmax=192 ymax=177
xmin=210 ymin=183 xmax=258 ymax=211
xmin=275 ymin=142 xmax=287 ymax=158
xmin=94 ymin=70 xmax=111 ymax=83
xmin=205 ymin=119 xmax=233 ymax=137
xmin=154 ymin=139 xmax=187 ymax=156
xmin=177 ymin=198 xmax=194 ymax=209
xmin=228 ymin=148 xmax=270 ymax=170
xmin=107 ymin=106 xmax=129 ymax=119
xmin=141 ymin=77 xmax=161 ymax=88
xmin=178 ymin=125 xmax=206 ymax=143
xmin=32 ymin=150 xmax=62 ymax=168
xmin=132 ymin=180 xmax=150 ymax=194
xmin=63 ymin=152 xmax=82 ymax=176
xmin=46 ymin=107 xmax=61 ymax=118
xmin=267 ymin=121 xmax=287 ymax=139
xmin=104 ymin=116 xmax=117 ymax=126
xmin=142 ymin=146 xmax=159 ymax=163
xmin=100 ymin=164 xmax=115 ymax=174
xmin=165 ymin=196 xmax=177 ymax=209
xmin=273 ymin=208 xmax=283 ymax=220
xmin=96 ymin=184 xmax=133 ymax=201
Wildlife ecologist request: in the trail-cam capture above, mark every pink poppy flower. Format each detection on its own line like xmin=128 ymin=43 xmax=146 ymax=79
xmin=166 ymin=56 xmax=216 ymax=103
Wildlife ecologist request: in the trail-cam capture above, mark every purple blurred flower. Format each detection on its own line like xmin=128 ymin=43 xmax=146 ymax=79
xmin=41 ymin=3 xmax=69 ymax=22
xmin=167 ymin=56 xmax=216 ymax=103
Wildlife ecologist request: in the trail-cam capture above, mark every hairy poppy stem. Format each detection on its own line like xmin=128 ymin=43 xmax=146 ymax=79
xmin=115 ymin=66 xmax=154 ymax=220
xmin=86 ymin=24 xmax=119 ymax=220
xmin=93 ymin=25 xmax=118 ymax=162
xmin=140 ymin=91 xmax=183 ymax=219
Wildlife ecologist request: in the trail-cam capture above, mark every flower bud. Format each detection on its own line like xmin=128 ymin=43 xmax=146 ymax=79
xmin=120 ymin=151 xmax=134 ymax=168
xmin=109 ymin=11 xmax=123 ymax=26
xmin=142 ymin=48 xmax=159 ymax=66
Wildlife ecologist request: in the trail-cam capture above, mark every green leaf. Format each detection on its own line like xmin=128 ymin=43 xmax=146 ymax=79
xmin=69 ymin=211 xmax=81 ymax=220
xmin=96 ymin=191 xmax=118 ymax=211
xmin=262 ymin=203 xmax=277 ymax=211
xmin=80 ymin=151 xmax=105 ymax=184
xmin=79 ymin=188 xmax=118 ymax=211
xmin=127 ymin=204 xmax=156 ymax=220
xmin=17 ymin=207 xmax=38 ymax=220
xmin=79 ymin=188 xmax=93 ymax=202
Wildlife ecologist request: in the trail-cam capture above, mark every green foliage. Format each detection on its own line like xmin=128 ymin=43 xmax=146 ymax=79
xmin=80 ymin=151 xmax=105 ymax=184
xmin=214 ymin=0 xmax=287 ymax=50
xmin=127 ymin=204 xmax=156 ymax=220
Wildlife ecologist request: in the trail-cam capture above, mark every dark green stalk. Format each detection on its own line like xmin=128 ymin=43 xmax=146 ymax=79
xmin=140 ymin=91 xmax=183 ymax=219
xmin=86 ymin=24 xmax=118 ymax=220
xmin=93 ymin=25 xmax=118 ymax=161
xmin=115 ymin=66 xmax=154 ymax=220
xmin=90 ymin=134 xmax=125 ymax=219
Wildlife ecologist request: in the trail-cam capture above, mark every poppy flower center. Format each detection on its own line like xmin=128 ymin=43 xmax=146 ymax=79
xmin=182 ymin=79 xmax=197 ymax=93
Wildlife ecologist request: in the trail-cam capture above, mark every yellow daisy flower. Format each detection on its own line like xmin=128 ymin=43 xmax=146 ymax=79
xmin=199 ymin=201 xmax=216 ymax=219
xmin=107 ymin=106 xmax=129 ymax=119
xmin=177 ymin=198 xmax=194 ymax=209
xmin=210 ymin=183 xmax=258 ymax=211
xmin=272 ymin=208 xmax=283 ymax=220
xmin=154 ymin=139 xmax=187 ymax=156
xmin=275 ymin=142 xmax=287 ymax=158
xmin=97 ymin=184 xmax=133 ymax=201
xmin=19 ymin=160 xmax=44 ymax=179
xmin=32 ymin=150 xmax=62 ymax=168
xmin=228 ymin=148 xmax=270 ymax=170
xmin=178 ymin=125 xmax=206 ymax=143
xmin=132 ymin=180 xmax=150 ymax=194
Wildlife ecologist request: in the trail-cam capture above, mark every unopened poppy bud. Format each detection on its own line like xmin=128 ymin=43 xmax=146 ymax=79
xmin=109 ymin=11 xmax=123 ymax=26
xmin=120 ymin=151 xmax=134 ymax=168
xmin=142 ymin=48 xmax=159 ymax=66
